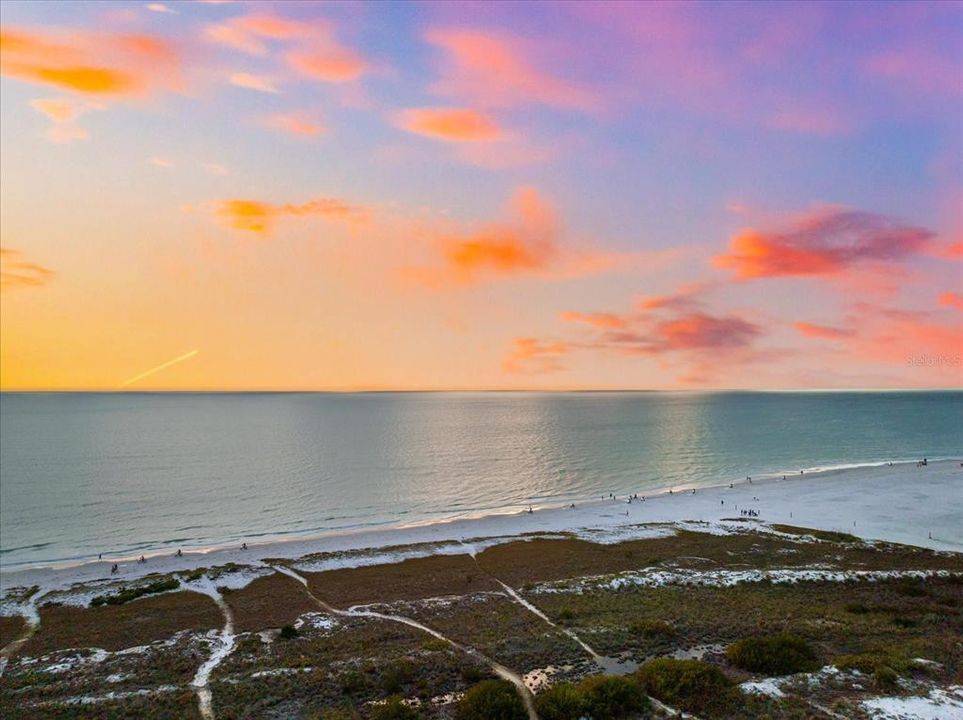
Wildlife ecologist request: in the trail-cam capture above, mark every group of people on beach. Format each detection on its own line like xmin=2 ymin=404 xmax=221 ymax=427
xmin=916 ymin=458 xmax=928 ymax=467
xmin=740 ymin=508 xmax=760 ymax=518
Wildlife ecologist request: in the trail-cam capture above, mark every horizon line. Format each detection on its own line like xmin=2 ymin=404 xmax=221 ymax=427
xmin=1 ymin=387 xmax=961 ymax=394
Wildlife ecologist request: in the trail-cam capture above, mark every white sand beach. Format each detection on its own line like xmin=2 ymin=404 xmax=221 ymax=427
xmin=2 ymin=459 xmax=960 ymax=596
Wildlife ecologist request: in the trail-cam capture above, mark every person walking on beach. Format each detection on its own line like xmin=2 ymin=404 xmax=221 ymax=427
xmin=111 ymin=563 xmax=118 ymax=574
xmin=176 ymin=549 xmax=182 ymax=558
xmin=242 ymin=542 xmax=248 ymax=550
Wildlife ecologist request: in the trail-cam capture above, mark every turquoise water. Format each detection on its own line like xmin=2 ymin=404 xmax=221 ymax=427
xmin=1 ymin=391 xmax=960 ymax=568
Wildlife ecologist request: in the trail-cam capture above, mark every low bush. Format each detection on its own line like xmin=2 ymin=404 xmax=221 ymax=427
xmin=726 ymin=634 xmax=819 ymax=675
xmin=834 ymin=653 xmax=908 ymax=675
xmin=874 ymin=666 xmax=899 ymax=691
xmin=637 ymin=658 xmax=741 ymax=716
xmin=535 ymin=682 xmax=586 ymax=720
xmin=89 ymin=578 xmax=180 ymax=607
xmin=372 ymin=696 xmax=421 ymax=720
xmin=577 ymin=675 xmax=649 ymax=719
xmin=629 ymin=619 xmax=675 ymax=639
xmin=457 ymin=680 xmax=527 ymax=720
xmin=279 ymin=625 xmax=298 ymax=640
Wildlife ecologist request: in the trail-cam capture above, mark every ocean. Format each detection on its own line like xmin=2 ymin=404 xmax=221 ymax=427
xmin=1 ymin=391 xmax=960 ymax=569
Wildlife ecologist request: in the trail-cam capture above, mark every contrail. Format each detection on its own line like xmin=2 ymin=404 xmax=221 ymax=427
xmin=119 ymin=349 xmax=199 ymax=388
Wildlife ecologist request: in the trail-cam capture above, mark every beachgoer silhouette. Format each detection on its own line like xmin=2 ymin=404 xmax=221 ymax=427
xmin=242 ymin=542 xmax=248 ymax=550
xmin=111 ymin=563 xmax=118 ymax=574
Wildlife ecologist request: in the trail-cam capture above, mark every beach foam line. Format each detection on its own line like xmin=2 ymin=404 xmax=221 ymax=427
xmin=3 ymin=460 xmax=960 ymax=597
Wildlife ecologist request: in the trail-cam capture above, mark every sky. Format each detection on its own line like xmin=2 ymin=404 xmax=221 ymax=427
xmin=0 ymin=0 xmax=960 ymax=391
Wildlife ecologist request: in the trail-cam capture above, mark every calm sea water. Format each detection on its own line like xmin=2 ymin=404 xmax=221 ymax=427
xmin=1 ymin=391 xmax=960 ymax=568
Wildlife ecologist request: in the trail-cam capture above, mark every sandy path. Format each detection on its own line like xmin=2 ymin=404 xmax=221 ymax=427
xmin=186 ymin=581 xmax=236 ymax=720
xmin=0 ymin=591 xmax=44 ymax=676
xmin=463 ymin=546 xmax=682 ymax=717
xmin=273 ymin=565 xmax=539 ymax=720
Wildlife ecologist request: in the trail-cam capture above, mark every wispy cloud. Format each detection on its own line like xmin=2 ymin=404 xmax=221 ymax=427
xmin=396 ymin=107 xmax=501 ymax=142
xmin=264 ymin=112 xmax=325 ymax=137
xmin=425 ymin=29 xmax=600 ymax=111
xmin=0 ymin=248 xmax=55 ymax=292
xmin=216 ymin=197 xmax=370 ymax=236
xmin=229 ymin=72 xmax=279 ymax=93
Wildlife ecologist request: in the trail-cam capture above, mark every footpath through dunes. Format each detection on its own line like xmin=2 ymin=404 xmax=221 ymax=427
xmin=2 ymin=524 xmax=963 ymax=720
xmin=276 ymin=564 xmax=540 ymax=720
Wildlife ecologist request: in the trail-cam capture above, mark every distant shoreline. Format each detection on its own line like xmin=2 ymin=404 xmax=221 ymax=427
xmin=3 ymin=458 xmax=960 ymax=596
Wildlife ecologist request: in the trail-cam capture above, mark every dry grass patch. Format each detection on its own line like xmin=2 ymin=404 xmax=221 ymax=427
xmin=305 ymin=553 xmax=499 ymax=607
xmin=24 ymin=591 xmax=221 ymax=654
xmin=225 ymin=572 xmax=316 ymax=633
xmin=0 ymin=615 xmax=27 ymax=646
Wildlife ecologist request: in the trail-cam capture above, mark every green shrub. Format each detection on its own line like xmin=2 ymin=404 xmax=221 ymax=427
xmin=339 ymin=669 xmax=368 ymax=695
xmin=459 ymin=663 xmax=489 ymax=683
xmin=726 ymin=634 xmax=818 ymax=675
xmin=457 ymin=680 xmax=527 ymax=720
xmin=844 ymin=602 xmax=869 ymax=614
xmin=535 ymin=682 xmax=586 ymax=720
xmin=279 ymin=625 xmax=298 ymax=640
xmin=577 ymin=675 xmax=649 ymax=719
xmin=637 ymin=658 xmax=741 ymax=716
xmin=834 ymin=653 xmax=908 ymax=675
xmin=372 ymin=696 xmax=421 ymax=720
xmin=874 ymin=666 xmax=899 ymax=691
xmin=557 ymin=607 xmax=576 ymax=624
xmin=89 ymin=578 xmax=180 ymax=607
xmin=891 ymin=616 xmax=916 ymax=628
xmin=381 ymin=659 xmax=415 ymax=694
xmin=629 ymin=619 xmax=675 ymax=639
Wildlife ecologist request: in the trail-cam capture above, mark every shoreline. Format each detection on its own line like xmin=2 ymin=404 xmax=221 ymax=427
xmin=2 ymin=459 xmax=960 ymax=595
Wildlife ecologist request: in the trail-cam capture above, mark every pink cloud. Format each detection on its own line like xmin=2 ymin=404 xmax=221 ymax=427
xmin=938 ymin=291 xmax=963 ymax=312
xmin=714 ymin=207 xmax=934 ymax=279
xmin=794 ymin=321 xmax=856 ymax=340
xmin=264 ymin=112 xmax=326 ymax=137
xmin=425 ymin=29 xmax=600 ymax=111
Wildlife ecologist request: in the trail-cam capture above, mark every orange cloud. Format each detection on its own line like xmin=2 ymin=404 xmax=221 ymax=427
xmin=28 ymin=97 xmax=102 ymax=142
xmin=439 ymin=187 xmax=557 ymax=282
xmin=287 ymin=47 xmax=366 ymax=83
xmin=503 ymin=337 xmax=568 ymax=374
xmin=406 ymin=187 xmax=678 ymax=288
xmin=425 ymin=29 xmax=599 ymax=111
xmin=1 ymin=27 xmax=181 ymax=98
xmin=938 ymin=291 xmax=963 ymax=311
xmin=217 ymin=197 xmax=369 ymax=236
xmin=0 ymin=248 xmax=55 ymax=292
xmin=264 ymin=112 xmax=325 ymax=137
xmin=559 ymin=311 xmax=628 ymax=329
xmin=793 ymin=321 xmax=856 ymax=340
xmin=714 ymin=207 xmax=934 ymax=279
xmin=397 ymin=108 xmax=501 ymax=142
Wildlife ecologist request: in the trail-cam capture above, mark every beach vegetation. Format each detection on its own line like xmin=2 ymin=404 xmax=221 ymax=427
xmin=636 ymin=658 xmax=742 ymax=716
xmin=534 ymin=682 xmax=586 ymax=719
xmin=629 ymin=619 xmax=675 ymax=639
xmin=89 ymin=578 xmax=180 ymax=607
xmin=770 ymin=525 xmax=861 ymax=543
xmin=873 ymin=665 xmax=899 ymax=691
xmin=279 ymin=624 xmax=299 ymax=639
xmin=726 ymin=634 xmax=819 ymax=675
xmin=578 ymin=675 xmax=650 ymax=719
xmin=380 ymin=659 xmax=416 ymax=694
xmin=371 ymin=696 xmax=421 ymax=720
xmin=456 ymin=679 xmax=527 ymax=720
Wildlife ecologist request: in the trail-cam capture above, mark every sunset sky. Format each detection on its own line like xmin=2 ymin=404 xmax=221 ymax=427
xmin=1 ymin=0 xmax=960 ymax=390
